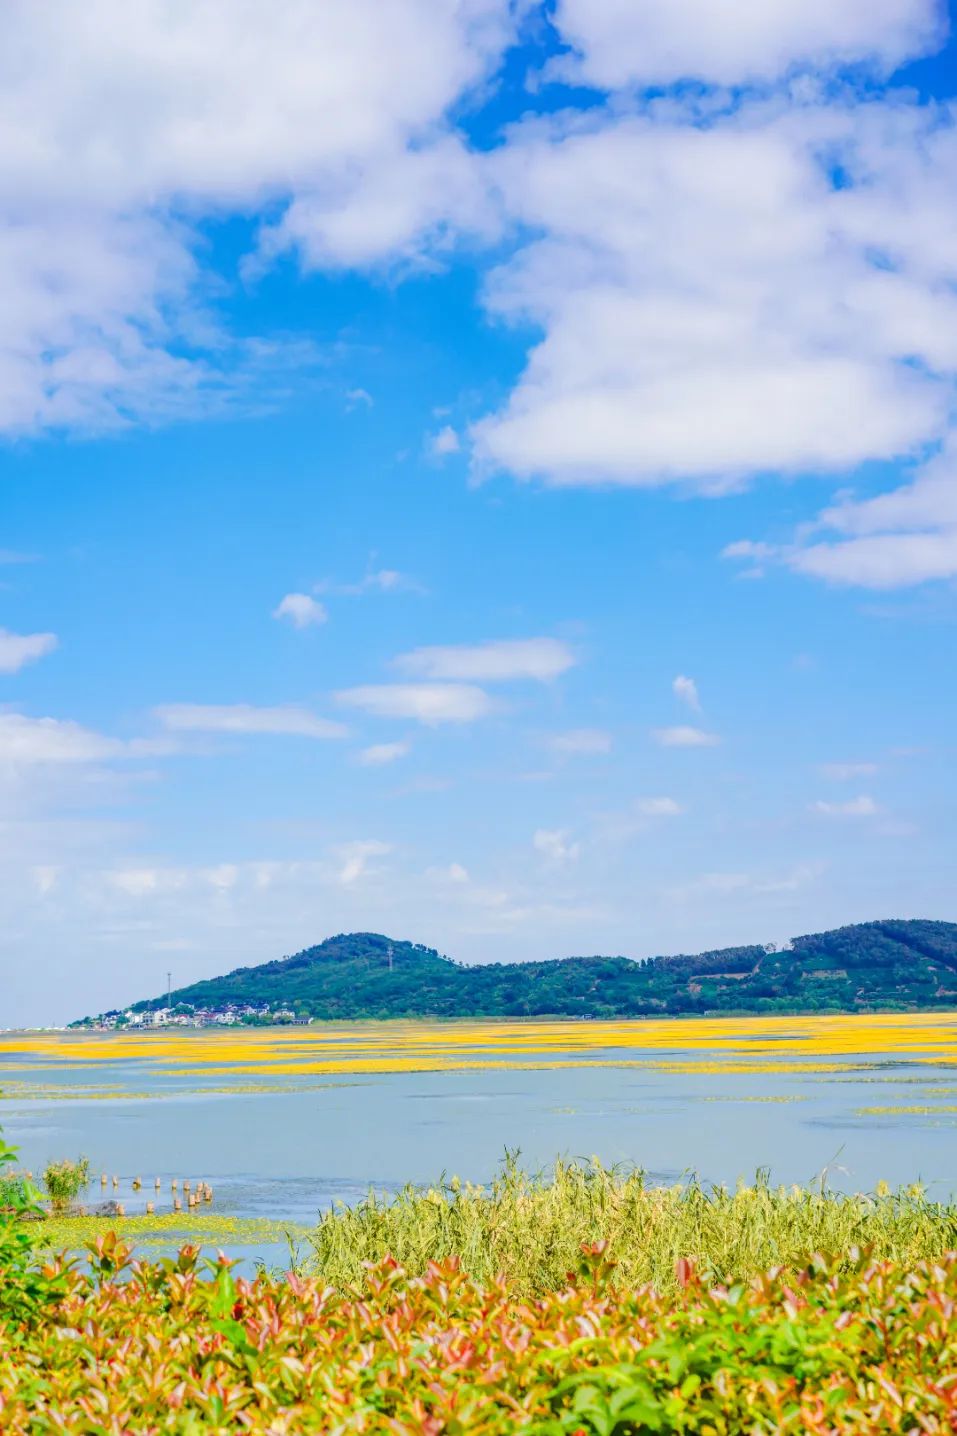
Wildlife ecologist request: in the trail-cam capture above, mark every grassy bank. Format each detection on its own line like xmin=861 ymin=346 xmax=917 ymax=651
xmin=2 ymin=1238 xmax=957 ymax=1430
xmin=305 ymin=1158 xmax=957 ymax=1295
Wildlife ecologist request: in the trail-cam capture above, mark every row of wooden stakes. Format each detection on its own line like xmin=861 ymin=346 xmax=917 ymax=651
xmin=98 ymin=1173 xmax=214 ymax=1217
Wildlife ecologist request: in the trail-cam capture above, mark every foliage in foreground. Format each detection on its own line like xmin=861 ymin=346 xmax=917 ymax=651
xmin=306 ymin=1157 xmax=957 ymax=1296
xmin=2 ymin=1236 xmax=957 ymax=1432
xmin=0 ymin=1137 xmax=66 ymax=1332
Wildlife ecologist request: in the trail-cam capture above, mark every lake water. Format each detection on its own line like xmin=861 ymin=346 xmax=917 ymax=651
xmin=3 ymin=1014 xmax=957 ymax=1269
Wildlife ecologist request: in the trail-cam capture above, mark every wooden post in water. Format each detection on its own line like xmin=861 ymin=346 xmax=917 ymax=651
xmin=146 ymin=1201 xmax=155 ymax=1215
xmin=173 ymin=1197 xmax=182 ymax=1212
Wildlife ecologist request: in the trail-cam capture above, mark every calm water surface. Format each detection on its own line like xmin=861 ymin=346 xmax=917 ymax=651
xmin=3 ymin=1025 xmax=956 ymax=1267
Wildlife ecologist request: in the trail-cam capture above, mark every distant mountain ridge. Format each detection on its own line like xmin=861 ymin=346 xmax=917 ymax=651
xmin=78 ymin=920 xmax=957 ymax=1024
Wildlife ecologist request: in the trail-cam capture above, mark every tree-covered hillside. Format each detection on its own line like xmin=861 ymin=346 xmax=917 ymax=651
xmin=94 ymin=919 xmax=957 ymax=1023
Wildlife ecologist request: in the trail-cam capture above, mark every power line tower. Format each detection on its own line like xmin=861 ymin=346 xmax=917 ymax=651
xmin=167 ymin=972 xmax=172 ymax=1004
xmin=386 ymin=944 xmax=393 ymax=973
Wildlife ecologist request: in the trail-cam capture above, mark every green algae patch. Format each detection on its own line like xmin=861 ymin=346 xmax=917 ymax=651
xmin=32 ymin=1212 xmax=305 ymax=1253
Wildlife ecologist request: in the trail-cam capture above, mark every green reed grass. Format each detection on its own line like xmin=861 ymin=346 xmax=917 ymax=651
xmin=305 ymin=1155 xmax=957 ymax=1296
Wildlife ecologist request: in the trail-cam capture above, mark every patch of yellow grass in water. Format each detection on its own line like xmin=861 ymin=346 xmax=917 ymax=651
xmin=2 ymin=1012 xmax=955 ymax=1091
xmin=32 ymin=1212 xmax=305 ymax=1251
xmin=857 ymin=1104 xmax=957 ymax=1116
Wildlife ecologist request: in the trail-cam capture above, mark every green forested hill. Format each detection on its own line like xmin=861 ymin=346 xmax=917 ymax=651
xmin=104 ymin=919 xmax=957 ymax=1023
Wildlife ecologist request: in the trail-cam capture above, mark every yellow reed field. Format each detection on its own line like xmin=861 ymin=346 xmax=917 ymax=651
xmin=1 ymin=1011 xmax=956 ymax=1089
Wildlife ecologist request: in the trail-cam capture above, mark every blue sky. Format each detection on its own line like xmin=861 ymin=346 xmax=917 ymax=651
xmin=1 ymin=0 xmax=956 ymax=1025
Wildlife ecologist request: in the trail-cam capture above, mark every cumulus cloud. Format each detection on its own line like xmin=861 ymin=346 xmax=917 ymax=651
xmin=547 ymin=728 xmax=612 ymax=755
xmin=810 ymin=795 xmax=881 ymax=816
xmin=550 ymin=0 xmax=941 ymax=88
xmin=652 ymin=725 xmax=720 ymax=748
xmin=472 ymin=95 xmax=957 ymax=495
xmin=0 ymin=628 xmax=58 ymax=674
xmin=672 ymin=675 xmax=700 ymax=712
xmin=394 ymin=637 xmax=575 ymax=682
xmin=357 ymin=740 xmax=411 ymax=766
xmin=154 ymin=704 xmax=345 ymax=739
xmin=272 ymin=593 xmax=328 ymax=629
xmin=533 ymin=827 xmax=581 ymax=866
xmin=336 ymin=683 xmax=492 ymax=724
xmin=0 ymin=0 xmax=513 ymax=434
xmin=430 ymin=424 xmax=461 ymax=457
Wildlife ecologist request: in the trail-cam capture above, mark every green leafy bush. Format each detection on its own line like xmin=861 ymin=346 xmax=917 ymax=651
xmin=41 ymin=1157 xmax=90 ymax=1214
xmin=0 ymin=1133 xmax=65 ymax=1333
xmin=2 ymin=1239 xmax=957 ymax=1430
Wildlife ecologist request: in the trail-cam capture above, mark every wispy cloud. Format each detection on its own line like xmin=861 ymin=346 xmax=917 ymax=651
xmin=316 ymin=568 xmax=421 ymax=597
xmin=394 ymin=638 xmax=575 ymax=683
xmin=0 ymin=628 xmax=58 ymax=674
xmin=336 ymin=683 xmax=492 ymax=725
xmin=533 ymin=827 xmax=581 ymax=866
xmin=636 ymin=796 xmax=684 ymax=817
xmin=672 ymin=675 xmax=701 ymax=712
xmin=335 ymin=839 xmax=391 ymax=886
xmin=818 ymin=762 xmax=879 ymax=780
xmin=546 ymin=728 xmax=612 ymax=756
xmin=810 ymin=795 xmax=881 ymax=817
xmin=345 ymin=387 xmax=373 ymax=409
xmin=154 ymin=704 xmax=345 ymax=739
xmin=357 ymin=740 xmax=411 ymax=766
xmin=652 ymin=725 xmax=720 ymax=748
xmin=272 ymin=593 xmax=328 ymax=629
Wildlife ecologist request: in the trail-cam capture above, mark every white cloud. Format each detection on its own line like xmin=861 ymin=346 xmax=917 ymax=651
xmin=394 ymin=637 xmax=575 ymax=682
xmin=272 ymin=593 xmax=328 ymax=629
xmin=0 ymin=628 xmax=58 ymax=674
xmin=358 ymin=740 xmax=411 ymax=766
xmin=154 ymin=703 xmax=345 ymax=739
xmin=430 ymin=424 xmax=462 ymax=457
xmin=0 ymin=713 xmax=161 ymax=764
xmin=666 ymin=863 xmax=820 ymax=902
xmin=551 ymin=0 xmax=941 ymax=88
xmin=547 ymin=728 xmax=612 ymax=755
xmin=819 ymin=762 xmax=878 ymax=780
xmin=472 ymin=96 xmax=957 ymax=493
xmin=533 ymin=827 xmax=581 ymax=866
xmin=336 ymin=683 xmax=492 ymax=725
xmin=427 ymin=861 xmax=471 ymax=884
xmin=810 ymin=795 xmax=881 ymax=816
xmin=316 ymin=568 xmax=419 ymax=597
xmin=672 ymin=675 xmax=700 ymax=712
xmin=636 ymin=796 xmax=684 ymax=817
xmin=652 ymin=725 xmax=720 ymax=748
xmin=345 ymin=387 xmax=373 ymax=408
xmin=0 ymin=1 xmax=513 ymax=433
xmin=335 ymin=839 xmax=392 ymax=886
xmin=728 ymin=434 xmax=957 ymax=589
